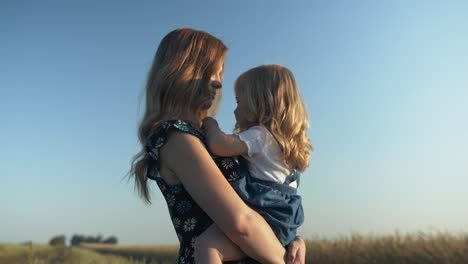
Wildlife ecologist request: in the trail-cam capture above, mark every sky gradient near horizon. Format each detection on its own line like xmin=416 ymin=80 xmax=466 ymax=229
xmin=1 ymin=0 xmax=468 ymax=245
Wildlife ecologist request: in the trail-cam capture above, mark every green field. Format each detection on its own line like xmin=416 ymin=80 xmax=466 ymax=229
xmin=1 ymin=232 xmax=467 ymax=263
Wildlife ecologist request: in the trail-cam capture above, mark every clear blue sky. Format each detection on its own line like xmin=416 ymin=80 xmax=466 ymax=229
xmin=1 ymin=0 xmax=467 ymax=245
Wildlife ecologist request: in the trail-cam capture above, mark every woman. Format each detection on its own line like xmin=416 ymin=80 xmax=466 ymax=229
xmin=129 ymin=28 xmax=305 ymax=263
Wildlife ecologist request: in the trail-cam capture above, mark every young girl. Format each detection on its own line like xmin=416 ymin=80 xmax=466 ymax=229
xmin=195 ymin=64 xmax=312 ymax=263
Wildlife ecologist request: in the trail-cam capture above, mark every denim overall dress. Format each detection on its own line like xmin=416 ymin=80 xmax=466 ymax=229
xmin=231 ymin=157 xmax=304 ymax=247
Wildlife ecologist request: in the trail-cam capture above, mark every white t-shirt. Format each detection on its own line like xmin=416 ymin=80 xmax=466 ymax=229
xmin=238 ymin=126 xmax=297 ymax=188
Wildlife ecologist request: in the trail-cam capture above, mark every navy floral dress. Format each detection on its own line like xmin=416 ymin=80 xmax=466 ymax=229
xmin=145 ymin=120 xmax=258 ymax=264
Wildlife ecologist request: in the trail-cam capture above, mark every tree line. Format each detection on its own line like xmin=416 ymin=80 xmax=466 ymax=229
xmin=49 ymin=234 xmax=118 ymax=247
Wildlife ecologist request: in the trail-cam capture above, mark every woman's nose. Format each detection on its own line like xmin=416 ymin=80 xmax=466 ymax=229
xmin=211 ymin=80 xmax=222 ymax=89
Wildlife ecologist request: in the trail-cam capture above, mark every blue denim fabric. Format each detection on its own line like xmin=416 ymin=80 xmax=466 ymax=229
xmin=230 ymin=160 xmax=304 ymax=247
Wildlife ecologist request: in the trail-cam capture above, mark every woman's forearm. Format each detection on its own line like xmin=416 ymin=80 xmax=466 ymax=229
xmin=224 ymin=209 xmax=286 ymax=264
xmin=164 ymin=132 xmax=284 ymax=263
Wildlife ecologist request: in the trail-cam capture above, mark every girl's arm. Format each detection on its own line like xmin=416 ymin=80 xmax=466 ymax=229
xmin=161 ymin=131 xmax=286 ymax=264
xmin=202 ymin=117 xmax=248 ymax=157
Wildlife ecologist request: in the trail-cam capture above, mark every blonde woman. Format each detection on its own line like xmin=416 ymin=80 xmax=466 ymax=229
xmin=197 ymin=65 xmax=312 ymax=263
xmin=129 ymin=28 xmax=305 ymax=264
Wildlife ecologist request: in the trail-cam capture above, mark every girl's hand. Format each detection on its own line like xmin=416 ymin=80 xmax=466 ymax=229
xmin=202 ymin=117 xmax=219 ymax=130
xmin=286 ymin=237 xmax=306 ymax=264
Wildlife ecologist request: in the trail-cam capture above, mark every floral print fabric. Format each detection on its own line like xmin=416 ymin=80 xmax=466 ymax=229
xmin=145 ymin=120 xmax=251 ymax=263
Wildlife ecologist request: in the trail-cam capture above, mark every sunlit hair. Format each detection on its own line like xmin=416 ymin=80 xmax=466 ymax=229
xmin=129 ymin=28 xmax=227 ymax=203
xmin=234 ymin=64 xmax=312 ymax=171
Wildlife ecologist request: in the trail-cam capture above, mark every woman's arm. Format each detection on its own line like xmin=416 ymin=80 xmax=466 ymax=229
xmin=161 ymin=131 xmax=286 ymax=264
xmin=202 ymin=117 xmax=248 ymax=157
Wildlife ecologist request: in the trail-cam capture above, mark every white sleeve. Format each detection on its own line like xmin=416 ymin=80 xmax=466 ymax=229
xmin=238 ymin=126 xmax=266 ymax=158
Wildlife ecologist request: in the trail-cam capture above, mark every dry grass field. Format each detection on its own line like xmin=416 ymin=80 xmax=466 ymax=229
xmin=79 ymin=243 xmax=178 ymax=263
xmin=305 ymin=232 xmax=468 ymax=263
xmin=0 ymin=242 xmax=143 ymax=264
xmin=1 ymin=232 xmax=468 ymax=263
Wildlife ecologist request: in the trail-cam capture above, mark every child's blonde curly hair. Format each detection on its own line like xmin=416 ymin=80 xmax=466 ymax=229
xmin=235 ymin=64 xmax=313 ymax=171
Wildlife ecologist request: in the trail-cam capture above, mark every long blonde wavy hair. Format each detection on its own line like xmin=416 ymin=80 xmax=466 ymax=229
xmin=129 ymin=28 xmax=227 ymax=203
xmin=235 ymin=64 xmax=312 ymax=171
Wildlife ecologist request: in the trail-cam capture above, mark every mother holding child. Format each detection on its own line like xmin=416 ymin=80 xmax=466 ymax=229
xmin=129 ymin=28 xmax=312 ymax=264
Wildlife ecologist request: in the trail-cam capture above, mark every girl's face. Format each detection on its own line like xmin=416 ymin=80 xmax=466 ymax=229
xmin=234 ymin=86 xmax=249 ymax=130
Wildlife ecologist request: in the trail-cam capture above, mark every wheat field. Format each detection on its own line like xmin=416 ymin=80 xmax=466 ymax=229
xmin=1 ymin=232 xmax=467 ymax=263
xmin=305 ymin=232 xmax=468 ymax=263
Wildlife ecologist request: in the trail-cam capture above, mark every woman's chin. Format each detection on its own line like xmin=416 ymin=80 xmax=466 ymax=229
xmin=201 ymin=102 xmax=212 ymax=111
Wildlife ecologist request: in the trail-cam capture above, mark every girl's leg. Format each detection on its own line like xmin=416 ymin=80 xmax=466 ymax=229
xmin=195 ymin=224 xmax=246 ymax=263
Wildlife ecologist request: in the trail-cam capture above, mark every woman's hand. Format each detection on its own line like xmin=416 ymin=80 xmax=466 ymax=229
xmin=286 ymin=237 xmax=306 ymax=264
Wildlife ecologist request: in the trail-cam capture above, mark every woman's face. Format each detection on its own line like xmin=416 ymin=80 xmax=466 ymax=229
xmin=203 ymin=64 xmax=224 ymax=117
xmin=209 ymin=66 xmax=224 ymax=108
xmin=209 ymin=64 xmax=223 ymax=96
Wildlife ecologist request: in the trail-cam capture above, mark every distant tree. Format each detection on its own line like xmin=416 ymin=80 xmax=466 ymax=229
xmin=49 ymin=235 xmax=66 ymax=247
xmin=84 ymin=235 xmax=97 ymax=243
xmin=70 ymin=234 xmax=118 ymax=245
xmin=103 ymin=236 xmax=118 ymax=244
xmin=71 ymin=234 xmax=84 ymax=246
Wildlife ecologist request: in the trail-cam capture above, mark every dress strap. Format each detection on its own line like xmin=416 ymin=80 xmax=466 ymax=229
xmin=145 ymin=120 xmax=206 ymax=180
xmin=146 ymin=120 xmax=206 ymax=160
